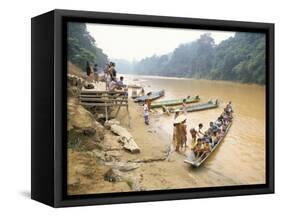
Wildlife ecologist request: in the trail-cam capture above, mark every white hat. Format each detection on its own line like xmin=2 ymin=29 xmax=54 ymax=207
xmin=174 ymin=115 xmax=186 ymax=124
xmin=173 ymin=108 xmax=182 ymax=113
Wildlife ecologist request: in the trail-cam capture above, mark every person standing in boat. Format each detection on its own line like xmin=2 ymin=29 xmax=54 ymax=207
xmin=226 ymin=101 xmax=233 ymax=113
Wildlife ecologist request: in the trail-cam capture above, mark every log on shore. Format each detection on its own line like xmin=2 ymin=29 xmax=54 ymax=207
xmin=110 ymin=124 xmax=140 ymax=153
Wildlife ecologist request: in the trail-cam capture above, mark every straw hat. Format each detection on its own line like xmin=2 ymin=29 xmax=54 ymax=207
xmin=174 ymin=115 xmax=186 ymax=124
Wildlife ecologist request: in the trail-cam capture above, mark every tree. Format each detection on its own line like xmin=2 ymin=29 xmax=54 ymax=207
xmin=132 ymin=32 xmax=265 ymax=84
xmin=67 ymin=22 xmax=108 ymax=70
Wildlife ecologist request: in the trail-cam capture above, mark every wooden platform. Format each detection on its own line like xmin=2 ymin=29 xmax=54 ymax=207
xmin=80 ymin=90 xmax=130 ymax=127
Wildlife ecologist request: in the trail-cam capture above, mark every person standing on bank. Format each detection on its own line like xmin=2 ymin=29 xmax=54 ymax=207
xmin=173 ymin=115 xmax=187 ymax=152
xmin=143 ymin=99 xmax=150 ymax=125
xmin=86 ymin=61 xmax=92 ymax=76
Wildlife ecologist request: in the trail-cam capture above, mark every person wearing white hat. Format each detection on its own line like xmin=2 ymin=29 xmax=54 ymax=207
xmin=173 ymin=115 xmax=187 ymax=152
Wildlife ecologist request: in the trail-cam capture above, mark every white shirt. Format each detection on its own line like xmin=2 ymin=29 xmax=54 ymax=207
xmin=195 ymin=126 xmax=203 ymax=136
xmin=144 ymin=104 xmax=149 ymax=116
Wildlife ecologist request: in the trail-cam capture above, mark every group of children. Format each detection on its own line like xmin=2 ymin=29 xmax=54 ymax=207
xmin=189 ymin=102 xmax=233 ymax=160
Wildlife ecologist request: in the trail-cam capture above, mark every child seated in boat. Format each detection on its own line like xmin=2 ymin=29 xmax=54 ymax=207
xmin=221 ymin=123 xmax=228 ymax=133
xmin=200 ymin=141 xmax=211 ymax=157
xmin=211 ymin=131 xmax=220 ymax=147
xmin=203 ymin=132 xmax=212 ymax=144
xmin=215 ymin=116 xmax=223 ymax=127
xmin=190 ymin=128 xmax=197 ymax=144
xmin=222 ymin=111 xmax=230 ymax=123
xmin=192 ymin=138 xmax=203 ymax=158
xmin=196 ymin=123 xmax=204 ymax=137
xmin=190 ymin=123 xmax=204 ymax=144
xmin=194 ymin=138 xmax=211 ymax=159
xmin=210 ymin=122 xmax=219 ymax=133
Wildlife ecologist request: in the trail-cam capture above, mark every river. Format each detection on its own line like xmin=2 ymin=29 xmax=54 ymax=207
xmin=125 ymin=74 xmax=266 ymax=186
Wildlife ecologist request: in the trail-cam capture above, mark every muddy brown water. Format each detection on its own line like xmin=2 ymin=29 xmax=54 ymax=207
xmin=125 ymin=74 xmax=266 ymax=186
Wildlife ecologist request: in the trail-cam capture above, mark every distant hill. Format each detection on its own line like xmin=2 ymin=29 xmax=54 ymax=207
xmin=133 ymin=33 xmax=265 ymax=84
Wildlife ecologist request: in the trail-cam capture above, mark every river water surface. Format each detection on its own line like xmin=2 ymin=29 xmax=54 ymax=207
xmin=125 ymin=74 xmax=266 ymax=186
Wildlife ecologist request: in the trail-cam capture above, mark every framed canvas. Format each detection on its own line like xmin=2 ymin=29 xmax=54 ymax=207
xmin=31 ymin=9 xmax=274 ymax=207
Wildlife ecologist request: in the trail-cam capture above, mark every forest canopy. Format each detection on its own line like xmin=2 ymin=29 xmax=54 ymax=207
xmin=67 ymin=22 xmax=108 ymax=70
xmin=67 ymin=23 xmax=266 ymax=85
xmin=132 ymin=32 xmax=266 ymax=84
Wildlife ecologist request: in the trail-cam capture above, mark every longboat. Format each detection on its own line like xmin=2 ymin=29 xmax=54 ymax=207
xmin=151 ymin=96 xmax=200 ymax=108
xmin=184 ymin=119 xmax=232 ymax=167
xmin=134 ymin=90 xmax=165 ymax=102
xmin=166 ymin=100 xmax=218 ymax=113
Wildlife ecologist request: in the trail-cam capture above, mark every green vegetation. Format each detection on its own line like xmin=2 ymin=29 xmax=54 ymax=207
xmin=67 ymin=22 xmax=108 ymax=70
xmin=67 ymin=23 xmax=265 ymax=84
xmin=133 ymin=33 xmax=266 ymax=84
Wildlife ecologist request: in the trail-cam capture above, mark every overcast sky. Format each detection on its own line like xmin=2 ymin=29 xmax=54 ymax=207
xmin=87 ymin=23 xmax=235 ymax=61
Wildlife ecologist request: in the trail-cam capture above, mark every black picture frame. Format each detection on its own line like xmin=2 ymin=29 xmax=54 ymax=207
xmin=31 ymin=9 xmax=274 ymax=207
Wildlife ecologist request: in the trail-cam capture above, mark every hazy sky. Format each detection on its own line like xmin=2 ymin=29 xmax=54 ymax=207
xmin=87 ymin=23 xmax=235 ymax=61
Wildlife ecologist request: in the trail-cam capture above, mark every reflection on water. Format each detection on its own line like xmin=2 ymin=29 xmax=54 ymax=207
xmin=126 ymin=74 xmax=266 ymax=185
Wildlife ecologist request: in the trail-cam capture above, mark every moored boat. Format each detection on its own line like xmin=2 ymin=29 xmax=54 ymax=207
xmin=134 ymin=90 xmax=165 ymax=102
xmin=127 ymin=84 xmax=143 ymax=89
xmin=167 ymin=100 xmax=218 ymax=113
xmin=151 ymin=96 xmax=200 ymax=108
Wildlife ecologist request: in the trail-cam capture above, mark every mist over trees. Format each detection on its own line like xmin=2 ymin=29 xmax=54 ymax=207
xmin=117 ymin=32 xmax=266 ymax=84
xmin=67 ymin=23 xmax=265 ymax=85
xmin=112 ymin=58 xmax=135 ymax=74
xmin=67 ymin=22 xmax=108 ymax=70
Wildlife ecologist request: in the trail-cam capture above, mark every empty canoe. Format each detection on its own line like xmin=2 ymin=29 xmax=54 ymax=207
xmin=127 ymin=84 xmax=143 ymax=89
xmin=167 ymin=100 xmax=218 ymax=113
xmin=134 ymin=90 xmax=165 ymax=102
xmin=151 ymin=96 xmax=200 ymax=108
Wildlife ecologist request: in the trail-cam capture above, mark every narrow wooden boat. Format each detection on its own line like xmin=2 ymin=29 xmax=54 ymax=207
xmin=127 ymin=84 xmax=143 ymax=89
xmin=167 ymin=100 xmax=218 ymax=113
xmin=134 ymin=90 xmax=165 ymax=102
xmin=184 ymin=120 xmax=232 ymax=167
xmin=151 ymin=96 xmax=200 ymax=108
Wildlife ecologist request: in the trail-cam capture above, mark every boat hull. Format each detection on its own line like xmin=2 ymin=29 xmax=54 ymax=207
xmin=169 ymin=101 xmax=218 ymax=113
xmin=151 ymin=96 xmax=200 ymax=108
xmin=184 ymin=119 xmax=232 ymax=167
xmin=134 ymin=90 xmax=165 ymax=102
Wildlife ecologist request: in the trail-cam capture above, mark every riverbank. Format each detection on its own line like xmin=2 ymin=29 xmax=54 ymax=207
xmin=67 ymin=94 xmax=238 ymax=195
xmin=67 ymin=66 xmax=266 ymax=195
